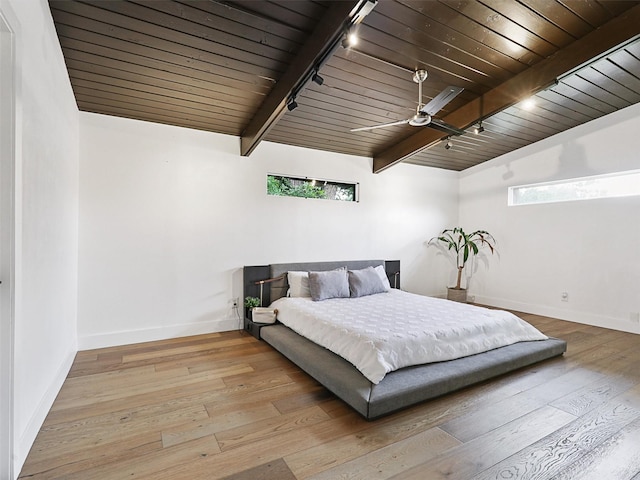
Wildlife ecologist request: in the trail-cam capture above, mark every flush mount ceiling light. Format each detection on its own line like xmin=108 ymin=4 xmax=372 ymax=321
xmin=521 ymin=98 xmax=536 ymax=110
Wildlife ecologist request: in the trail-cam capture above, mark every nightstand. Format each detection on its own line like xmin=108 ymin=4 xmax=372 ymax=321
xmin=244 ymin=316 xmax=272 ymax=340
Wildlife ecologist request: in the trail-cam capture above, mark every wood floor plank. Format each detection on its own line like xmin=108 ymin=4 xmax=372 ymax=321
xmin=149 ymin=410 xmax=373 ymax=480
xmin=162 ymin=402 xmax=280 ymax=448
xmin=72 ymin=351 xmax=98 ymax=362
xmin=272 ymin=387 xmax=334 ymax=414
xmin=284 ymin=408 xmax=462 ymax=478
xmin=566 ymin=344 xmax=621 ymax=366
xmin=58 ymin=364 xmax=188 ymax=400
xmin=60 ymin=362 xmax=157 ymax=387
xmin=68 ymin=332 xmax=229 ymax=376
xmin=470 ymin=399 xmax=640 ymax=480
xmin=184 ymin=349 xmax=289 ymax=375
xmin=92 ymin=332 xmax=225 ymax=357
xmin=202 ymin=400 xmax=282 ymax=433
xmin=389 ymin=406 xmax=576 ymax=480
xmin=550 ymin=417 xmax=640 ymax=480
xmin=318 ymin=398 xmax=354 ymax=419
xmin=18 ymin=432 xmax=162 ymax=478
xmin=161 ymin=418 xmax=225 ymax=449
xmin=153 ymin=345 xmax=273 ymax=373
xmin=221 ymin=458 xmax=297 ymax=480
xmin=221 ymin=361 xmax=311 ymax=387
xmin=122 ymin=337 xmax=252 ymax=363
xmin=52 ymin=364 xmax=251 ymax=411
xmin=602 ymin=331 xmax=640 ymax=351
xmin=550 ymin=374 xmax=637 ymax=416
xmin=62 ymin=435 xmax=221 ymax=480
xmin=214 ymin=405 xmax=331 ymax=452
xmin=303 ymin=427 xmax=461 ymax=480
xmin=43 ymin=376 xmax=228 ymax=426
xmin=562 ymin=329 xmax=625 ymax=355
xmin=440 ymin=367 xmax=604 ymax=442
xmin=202 ymin=375 xmax=323 ymax=416
xmin=30 ymin=404 xmax=209 ymax=459
xmin=586 ymin=347 xmax=640 ymax=379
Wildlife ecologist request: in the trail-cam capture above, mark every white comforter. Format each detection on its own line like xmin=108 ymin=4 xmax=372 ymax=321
xmin=270 ymin=290 xmax=547 ymax=384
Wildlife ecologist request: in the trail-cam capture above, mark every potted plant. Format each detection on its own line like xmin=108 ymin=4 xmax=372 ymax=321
xmin=244 ymin=296 xmax=261 ymax=320
xmin=429 ymin=227 xmax=496 ymax=303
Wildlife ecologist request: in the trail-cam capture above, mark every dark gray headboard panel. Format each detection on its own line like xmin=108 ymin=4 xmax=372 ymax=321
xmin=270 ymin=260 xmax=386 ymax=302
xmin=243 ymin=260 xmax=400 ymax=309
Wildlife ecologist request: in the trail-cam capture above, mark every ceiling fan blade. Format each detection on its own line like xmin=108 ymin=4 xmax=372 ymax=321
xmin=350 ymin=119 xmax=409 ymax=132
xmin=427 ymin=118 xmax=466 ymax=136
xmin=420 ymin=86 xmax=464 ymax=116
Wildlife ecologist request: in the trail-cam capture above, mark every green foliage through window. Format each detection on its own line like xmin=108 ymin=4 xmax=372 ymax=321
xmin=267 ymin=175 xmax=357 ymax=202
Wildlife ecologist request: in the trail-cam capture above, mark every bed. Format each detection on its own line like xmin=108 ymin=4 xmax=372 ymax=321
xmin=243 ymin=260 xmax=566 ymax=419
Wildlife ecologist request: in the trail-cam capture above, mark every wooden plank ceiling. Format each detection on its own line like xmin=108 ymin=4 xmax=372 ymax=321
xmin=48 ymin=0 xmax=640 ymax=172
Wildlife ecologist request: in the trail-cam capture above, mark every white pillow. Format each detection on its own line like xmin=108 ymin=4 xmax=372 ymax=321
xmin=287 ymin=271 xmax=311 ymax=297
xmin=374 ymin=265 xmax=392 ymax=291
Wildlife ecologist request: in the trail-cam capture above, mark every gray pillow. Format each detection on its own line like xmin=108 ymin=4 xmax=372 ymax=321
xmin=348 ymin=266 xmax=387 ymax=298
xmin=308 ymin=269 xmax=350 ymax=301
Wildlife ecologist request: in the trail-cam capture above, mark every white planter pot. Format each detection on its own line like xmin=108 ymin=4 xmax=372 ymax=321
xmin=447 ymin=287 xmax=467 ymax=303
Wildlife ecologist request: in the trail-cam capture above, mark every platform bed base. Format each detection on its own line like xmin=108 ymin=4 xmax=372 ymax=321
xmin=260 ymin=324 xmax=567 ymax=420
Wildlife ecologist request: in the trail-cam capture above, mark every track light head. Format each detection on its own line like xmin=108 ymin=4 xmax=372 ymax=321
xmin=444 ymin=137 xmax=453 ymax=150
xmin=312 ymin=72 xmax=324 ymax=86
xmin=342 ymin=31 xmax=358 ymax=48
xmin=286 ymin=98 xmax=298 ymax=111
xmin=352 ymin=0 xmax=377 ymax=24
xmin=474 ymin=124 xmax=484 ymax=134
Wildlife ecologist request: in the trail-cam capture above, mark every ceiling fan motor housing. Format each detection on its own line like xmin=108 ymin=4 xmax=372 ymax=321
xmin=409 ymin=113 xmax=431 ymax=126
xmin=413 ymin=69 xmax=428 ymax=83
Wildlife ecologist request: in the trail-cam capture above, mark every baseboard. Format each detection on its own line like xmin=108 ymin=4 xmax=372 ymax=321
xmin=474 ymin=295 xmax=640 ymax=335
xmin=14 ymin=344 xmax=76 ymax=477
xmin=78 ymin=317 xmax=243 ymax=350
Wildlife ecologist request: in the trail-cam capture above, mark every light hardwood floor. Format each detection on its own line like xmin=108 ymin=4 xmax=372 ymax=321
xmin=19 ymin=313 xmax=640 ymax=479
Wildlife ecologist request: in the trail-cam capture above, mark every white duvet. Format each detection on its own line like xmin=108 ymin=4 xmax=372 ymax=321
xmin=270 ymin=289 xmax=547 ymax=384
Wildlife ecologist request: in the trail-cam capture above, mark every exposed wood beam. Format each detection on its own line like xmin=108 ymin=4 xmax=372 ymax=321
xmin=240 ymin=1 xmax=361 ymax=157
xmin=372 ymin=4 xmax=640 ymax=173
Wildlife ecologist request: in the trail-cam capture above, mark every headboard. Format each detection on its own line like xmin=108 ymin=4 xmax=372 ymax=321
xmin=243 ymin=260 xmax=400 ymax=310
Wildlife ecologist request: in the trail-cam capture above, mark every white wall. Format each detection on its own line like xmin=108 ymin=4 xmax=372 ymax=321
xmin=1 ymin=0 xmax=79 ymax=476
xmin=459 ymin=102 xmax=640 ymax=333
xmin=78 ymin=112 xmax=459 ymax=348
xmin=0 ymin=7 xmax=16 ymax=479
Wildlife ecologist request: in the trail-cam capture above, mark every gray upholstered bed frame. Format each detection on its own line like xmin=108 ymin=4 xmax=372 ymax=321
xmin=244 ymin=260 xmax=567 ymax=420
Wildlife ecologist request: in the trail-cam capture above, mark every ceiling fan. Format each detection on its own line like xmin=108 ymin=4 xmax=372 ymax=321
xmin=350 ymin=69 xmax=465 ymax=136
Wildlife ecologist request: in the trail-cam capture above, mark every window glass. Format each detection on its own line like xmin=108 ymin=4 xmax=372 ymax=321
xmin=267 ymin=174 xmax=358 ymax=202
xmin=508 ymin=170 xmax=640 ymax=206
